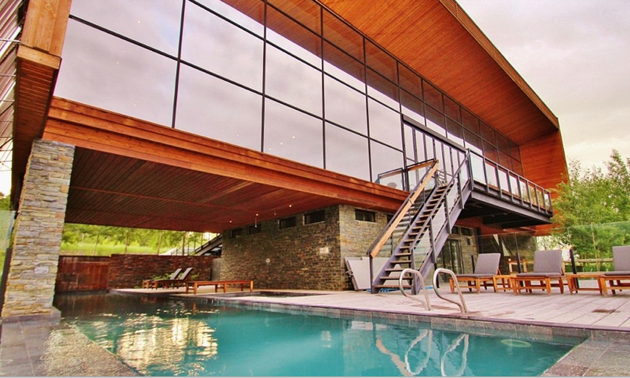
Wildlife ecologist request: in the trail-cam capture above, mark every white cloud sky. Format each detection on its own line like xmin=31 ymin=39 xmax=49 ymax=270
xmin=457 ymin=0 xmax=630 ymax=171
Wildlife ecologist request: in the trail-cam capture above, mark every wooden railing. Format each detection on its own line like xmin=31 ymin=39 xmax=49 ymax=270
xmin=368 ymin=159 xmax=439 ymax=259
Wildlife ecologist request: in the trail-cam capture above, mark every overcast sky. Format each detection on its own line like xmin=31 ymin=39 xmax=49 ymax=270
xmin=458 ymin=0 xmax=630 ymax=171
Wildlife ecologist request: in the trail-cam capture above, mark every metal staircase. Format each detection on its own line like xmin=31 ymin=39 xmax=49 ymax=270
xmin=368 ymin=153 xmax=473 ymax=294
xmin=194 ymin=234 xmax=223 ymax=256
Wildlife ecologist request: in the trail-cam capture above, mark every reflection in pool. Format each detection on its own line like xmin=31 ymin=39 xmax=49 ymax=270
xmin=54 ymin=294 xmax=579 ymax=376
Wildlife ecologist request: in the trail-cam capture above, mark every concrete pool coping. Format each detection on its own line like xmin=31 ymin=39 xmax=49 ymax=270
xmin=2 ymin=287 xmax=630 ymax=376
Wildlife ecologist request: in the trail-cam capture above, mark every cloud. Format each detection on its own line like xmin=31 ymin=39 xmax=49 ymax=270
xmin=458 ymin=0 xmax=630 ymax=170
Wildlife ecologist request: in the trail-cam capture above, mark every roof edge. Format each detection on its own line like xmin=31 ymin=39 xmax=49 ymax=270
xmin=440 ymin=0 xmax=560 ymax=129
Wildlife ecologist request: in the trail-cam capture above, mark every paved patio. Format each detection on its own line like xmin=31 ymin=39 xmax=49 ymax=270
xmin=1 ymin=280 xmax=630 ymax=376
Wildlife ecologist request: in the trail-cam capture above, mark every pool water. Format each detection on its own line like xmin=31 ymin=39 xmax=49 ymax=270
xmin=54 ymin=294 xmax=579 ymax=376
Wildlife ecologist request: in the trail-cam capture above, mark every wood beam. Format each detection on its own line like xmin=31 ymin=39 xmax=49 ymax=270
xmin=44 ymin=97 xmax=407 ymax=213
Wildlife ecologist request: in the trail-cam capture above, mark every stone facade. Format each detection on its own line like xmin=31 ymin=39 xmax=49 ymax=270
xmin=222 ymin=205 xmax=391 ymax=290
xmin=2 ymin=139 xmax=75 ymax=319
xmin=106 ymin=254 xmax=216 ymax=289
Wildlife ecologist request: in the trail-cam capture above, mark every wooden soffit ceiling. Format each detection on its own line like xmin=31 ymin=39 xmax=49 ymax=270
xmin=320 ymin=0 xmax=560 ymax=145
xmin=43 ymin=98 xmax=407 ymax=232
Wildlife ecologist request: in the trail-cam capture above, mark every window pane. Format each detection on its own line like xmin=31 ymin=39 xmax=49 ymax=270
xmin=196 ymin=0 xmax=264 ymax=36
xmin=423 ymin=82 xmax=442 ymax=111
xmin=464 ymin=129 xmax=483 ymax=155
xmin=425 ymin=106 xmax=446 ymax=137
xmin=510 ymin=142 xmax=521 ymax=161
xmin=266 ymin=45 xmax=322 ymax=116
xmin=268 ymin=0 xmax=321 ymax=35
xmin=367 ymin=69 xmax=399 ymax=109
xmin=401 ymin=91 xmax=425 ymax=124
xmin=322 ymin=9 xmax=363 ymax=62
xmin=324 ymin=76 xmax=367 ymax=135
xmin=480 ymin=121 xmax=495 ymax=145
xmin=446 ymin=118 xmax=464 ymax=147
xmin=483 ymin=140 xmax=498 ymax=162
xmin=70 ymin=0 xmax=182 ymax=56
xmin=323 ymin=41 xmax=365 ymax=92
xmin=399 ymin=65 xmax=421 ymax=98
xmin=183 ymin=4 xmax=263 ymax=91
xmin=417 ymin=131 xmax=429 ymax=162
xmin=461 ymin=108 xmax=479 ymax=133
xmin=264 ymin=100 xmax=323 ymax=168
xmin=267 ymin=5 xmax=321 ymax=67
xmin=55 ymin=20 xmax=176 ymax=126
xmin=176 ymin=65 xmax=262 ymax=150
xmin=365 ymin=40 xmax=396 ymax=83
xmin=371 ymin=141 xmax=404 ymax=185
xmin=444 ymin=95 xmax=461 ymax=123
xmin=404 ymin=125 xmax=415 ymax=161
xmin=325 ymin=123 xmax=369 ymax=180
xmin=368 ymin=99 xmax=401 ymax=149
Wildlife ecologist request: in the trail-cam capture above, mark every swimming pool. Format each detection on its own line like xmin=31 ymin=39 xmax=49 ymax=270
xmin=54 ymin=294 xmax=580 ymax=376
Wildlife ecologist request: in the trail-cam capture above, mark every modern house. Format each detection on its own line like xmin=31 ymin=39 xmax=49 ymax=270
xmin=0 ymin=0 xmax=567 ymax=319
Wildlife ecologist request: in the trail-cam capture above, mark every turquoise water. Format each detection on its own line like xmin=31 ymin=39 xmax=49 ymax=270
xmin=54 ymin=294 xmax=578 ymax=376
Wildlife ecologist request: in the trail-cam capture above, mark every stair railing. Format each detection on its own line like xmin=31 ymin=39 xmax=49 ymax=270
xmin=367 ymin=159 xmax=439 ymax=260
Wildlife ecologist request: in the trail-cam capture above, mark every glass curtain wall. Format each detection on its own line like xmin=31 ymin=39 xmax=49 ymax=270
xmin=54 ymin=0 xmax=523 ymax=184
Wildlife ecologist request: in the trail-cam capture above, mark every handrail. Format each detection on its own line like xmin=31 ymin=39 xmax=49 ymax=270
xmin=398 ymin=268 xmax=432 ymax=311
xmin=432 ymin=268 xmax=468 ymax=313
xmin=368 ymin=159 xmax=439 ymax=259
xmin=468 ymin=150 xmax=552 ymax=213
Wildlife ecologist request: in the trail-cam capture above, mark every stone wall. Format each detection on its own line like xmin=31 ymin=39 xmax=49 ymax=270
xmin=222 ymin=205 xmax=392 ymax=290
xmin=339 ymin=204 xmax=389 ymax=259
xmin=2 ymin=139 xmax=75 ymax=319
xmin=106 ymin=254 xmax=216 ymax=289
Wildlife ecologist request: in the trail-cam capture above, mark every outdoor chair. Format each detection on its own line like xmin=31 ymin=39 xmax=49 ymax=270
xmin=154 ymin=267 xmax=194 ymax=289
xmin=142 ymin=267 xmax=182 ymax=289
xmin=599 ymin=245 xmax=630 ymax=295
xmin=513 ymin=249 xmax=565 ymax=295
xmin=449 ymin=253 xmax=501 ymax=293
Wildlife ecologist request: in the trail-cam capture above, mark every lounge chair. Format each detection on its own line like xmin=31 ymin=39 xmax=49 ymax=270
xmin=449 ymin=253 xmax=501 ymax=293
xmin=155 ymin=267 xmax=194 ymax=289
xmin=513 ymin=249 xmax=565 ymax=295
xmin=142 ymin=268 xmax=182 ymax=289
xmin=599 ymin=245 xmax=630 ymax=295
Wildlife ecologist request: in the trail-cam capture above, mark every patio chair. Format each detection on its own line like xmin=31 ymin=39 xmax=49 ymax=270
xmin=449 ymin=253 xmax=501 ymax=293
xmin=599 ymin=245 xmax=630 ymax=295
xmin=155 ymin=267 xmax=194 ymax=289
xmin=513 ymin=249 xmax=565 ymax=295
xmin=142 ymin=267 xmax=182 ymax=289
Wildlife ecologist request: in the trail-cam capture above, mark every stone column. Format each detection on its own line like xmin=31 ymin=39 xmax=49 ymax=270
xmin=2 ymin=139 xmax=75 ymax=320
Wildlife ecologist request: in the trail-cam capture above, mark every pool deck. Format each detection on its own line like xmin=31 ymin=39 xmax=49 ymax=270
xmin=2 ymin=280 xmax=630 ymax=376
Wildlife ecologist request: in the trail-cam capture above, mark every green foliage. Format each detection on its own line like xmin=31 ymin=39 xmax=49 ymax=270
xmin=61 ymin=223 xmax=214 ymax=256
xmin=552 ymin=150 xmax=630 ymax=265
xmin=0 ymin=193 xmax=9 ymax=211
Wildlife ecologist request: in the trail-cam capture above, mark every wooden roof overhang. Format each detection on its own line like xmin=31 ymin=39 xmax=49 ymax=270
xmin=43 ymin=98 xmax=406 ymax=232
xmin=320 ymin=0 xmax=560 ymax=144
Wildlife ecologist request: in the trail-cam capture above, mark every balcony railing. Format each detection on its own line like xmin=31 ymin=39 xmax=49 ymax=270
xmin=377 ymin=148 xmax=553 ymax=217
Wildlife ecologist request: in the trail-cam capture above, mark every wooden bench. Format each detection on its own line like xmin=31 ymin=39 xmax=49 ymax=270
xmin=185 ymin=280 xmax=254 ymax=295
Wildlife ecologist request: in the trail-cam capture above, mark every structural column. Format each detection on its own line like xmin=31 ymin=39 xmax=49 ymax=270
xmin=2 ymin=139 xmax=75 ymax=319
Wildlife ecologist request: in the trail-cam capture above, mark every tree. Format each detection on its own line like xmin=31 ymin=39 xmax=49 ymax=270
xmin=552 ymin=150 xmax=630 ymax=267
xmin=0 ymin=192 xmax=9 ymax=211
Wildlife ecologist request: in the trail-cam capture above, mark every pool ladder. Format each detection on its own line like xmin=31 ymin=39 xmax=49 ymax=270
xmin=398 ymin=268 xmax=468 ymax=313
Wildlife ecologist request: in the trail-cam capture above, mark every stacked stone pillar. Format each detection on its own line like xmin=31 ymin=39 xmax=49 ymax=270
xmin=2 ymin=139 xmax=75 ymax=319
